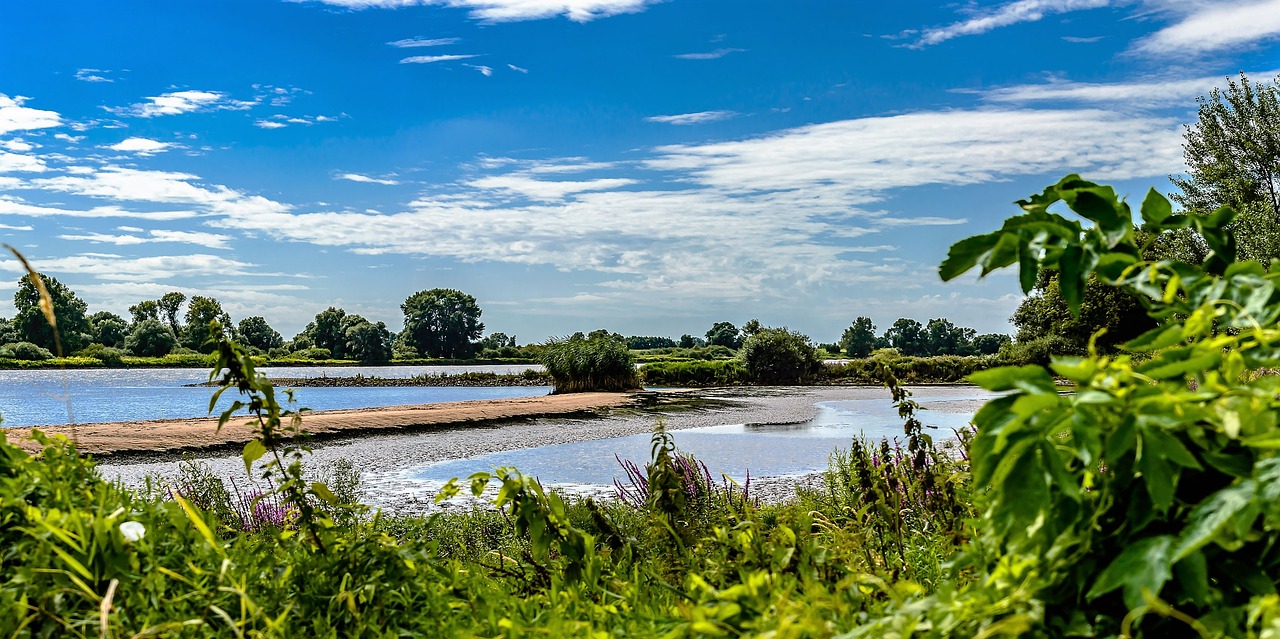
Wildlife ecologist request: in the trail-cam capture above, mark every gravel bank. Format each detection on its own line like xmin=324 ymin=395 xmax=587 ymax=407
xmin=95 ymin=385 xmax=985 ymax=516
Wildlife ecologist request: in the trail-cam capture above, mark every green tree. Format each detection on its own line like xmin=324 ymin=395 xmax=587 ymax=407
xmin=401 ymin=289 xmax=484 ymax=359
xmin=705 ymin=322 xmax=742 ymax=349
xmin=89 ymin=311 xmax=129 ymax=348
xmin=237 ymin=316 xmax=284 ymax=352
xmin=0 ymin=317 xmax=16 ymax=345
xmin=971 ymin=333 xmax=1011 ymax=355
xmin=299 ymin=307 xmax=349 ymax=359
xmin=924 ymin=318 xmax=975 ymax=356
xmin=883 ymin=318 xmax=926 ymax=356
xmin=13 ymin=274 xmax=91 ymax=353
xmin=157 ymin=291 xmax=186 ymax=337
xmin=840 ymin=317 xmax=877 ymax=358
xmin=344 ymin=320 xmax=393 ymax=364
xmin=481 ymin=332 xmax=518 ymax=350
xmin=183 ymin=296 xmax=232 ymax=353
xmin=740 ymin=326 xmax=821 ymax=383
xmin=128 ymin=300 xmax=159 ymax=325
xmin=125 ymin=319 xmax=177 ymax=357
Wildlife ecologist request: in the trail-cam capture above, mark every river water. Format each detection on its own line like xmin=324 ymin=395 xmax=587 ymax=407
xmin=0 ymin=365 xmax=546 ymax=427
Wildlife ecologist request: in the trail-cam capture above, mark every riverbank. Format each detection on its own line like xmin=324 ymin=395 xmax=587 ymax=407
xmin=185 ymin=370 xmax=550 ymax=388
xmin=9 ymin=391 xmax=655 ymax=457
xmin=91 ymin=385 xmax=988 ymax=516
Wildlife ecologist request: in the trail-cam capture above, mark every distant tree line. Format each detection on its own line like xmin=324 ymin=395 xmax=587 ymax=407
xmin=837 ymin=316 xmax=1010 ymax=358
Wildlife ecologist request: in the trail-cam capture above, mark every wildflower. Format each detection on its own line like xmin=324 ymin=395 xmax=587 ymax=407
xmin=120 ymin=521 xmax=146 ymax=543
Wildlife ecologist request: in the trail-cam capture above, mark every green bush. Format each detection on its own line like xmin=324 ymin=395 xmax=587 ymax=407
xmin=0 ymin=341 xmax=53 ymax=360
xmin=739 ymin=327 xmax=821 ymax=384
xmin=640 ymin=360 xmax=746 ymax=386
xmin=996 ymin=333 xmax=1079 ymax=367
xmin=292 ymin=346 xmax=333 ymax=360
xmin=822 ymin=353 xmax=993 ymax=383
xmin=75 ymin=343 xmax=125 ymax=366
xmin=538 ymin=336 xmax=639 ymax=393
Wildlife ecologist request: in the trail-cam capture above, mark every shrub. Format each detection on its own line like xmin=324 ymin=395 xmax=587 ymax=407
xmin=739 ymin=327 xmax=821 ymax=384
xmin=0 ymin=341 xmax=54 ymax=360
xmin=822 ymin=353 xmax=992 ymax=383
xmin=125 ymin=319 xmax=177 ymax=357
xmin=75 ymin=343 xmax=125 ymax=366
xmin=538 ymin=335 xmax=639 ymax=393
xmin=639 ymin=360 xmax=746 ymax=386
xmin=996 ymin=333 xmax=1078 ymax=367
xmin=293 ymin=346 xmax=334 ymax=360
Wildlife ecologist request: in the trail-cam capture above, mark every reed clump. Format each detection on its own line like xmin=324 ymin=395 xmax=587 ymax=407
xmin=538 ymin=335 xmax=639 ymax=393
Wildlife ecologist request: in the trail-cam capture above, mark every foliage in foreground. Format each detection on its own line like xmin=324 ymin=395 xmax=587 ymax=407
xmin=0 ymin=341 xmax=966 ymax=637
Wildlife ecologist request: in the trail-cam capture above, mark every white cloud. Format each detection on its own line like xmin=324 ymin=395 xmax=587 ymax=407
xmin=387 ymin=36 xmax=461 ymax=47
xmin=108 ymin=90 xmax=254 ymax=118
xmin=1134 ymin=0 xmax=1280 ymax=55
xmin=105 ymin=137 xmax=172 ymax=155
xmin=58 ymin=229 xmax=234 ymax=249
xmin=467 ymin=175 xmax=638 ymax=200
xmin=54 ymin=133 xmax=84 ymax=143
xmin=1061 ymin=35 xmax=1103 ymax=43
xmin=508 ymin=63 xmax=529 ymax=73
xmin=75 ymin=68 xmax=114 ymax=83
xmin=466 ymin=64 xmax=494 ymax=76
xmin=295 ymin=0 xmax=657 ymax=22
xmin=645 ymin=110 xmax=737 ymax=125
xmin=0 ymin=95 xmax=61 ymax=135
xmin=0 ymin=224 xmax=33 ymax=231
xmin=0 ymin=151 xmax=47 ymax=173
xmin=337 ymin=172 xmax=400 ymax=185
xmin=400 ymin=54 xmax=479 ymax=64
xmin=674 ymin=48 xmax=745 ymax=60
xmin=916 ymin=0 xmax=1113 ymax=46
xmin=255 ymin=120 xmax=288 ymax=129
xmin=0 ymin=253 xmax=259 ymax=281
xmin=0 ymin=197 xmax=201 ymax=221
xmin=1 ymin=138 xmax=35 ymax=152
xmin=980 ymin=70 xmax=1280 ymax=106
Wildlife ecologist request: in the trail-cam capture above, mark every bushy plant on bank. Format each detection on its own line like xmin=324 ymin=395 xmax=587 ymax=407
xmin=539 ymin=334 xmax=640 ymax=393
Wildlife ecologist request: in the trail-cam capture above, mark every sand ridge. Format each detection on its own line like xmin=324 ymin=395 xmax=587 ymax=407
xmin=8 ymin=391 xmax=646 ymax=456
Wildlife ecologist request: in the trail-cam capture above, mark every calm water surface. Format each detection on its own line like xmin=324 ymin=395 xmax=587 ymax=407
xmin=0 ymin=365 xmax=546 ymax=427
xmin=416 ymin=394 xmax=985 ymax=486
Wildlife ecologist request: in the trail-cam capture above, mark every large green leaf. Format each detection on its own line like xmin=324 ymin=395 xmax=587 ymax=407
xmin=1086 ymin=535 xmax=1175 ymax=610
xmin=1171 ymin=482 xmax=1256 ymax=562
xmin=939 ymin=232 xmax=1000 ymax=281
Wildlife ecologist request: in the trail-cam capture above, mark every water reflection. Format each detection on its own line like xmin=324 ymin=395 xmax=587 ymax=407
xmin=415 ymin=394 xmax=985 ymax=486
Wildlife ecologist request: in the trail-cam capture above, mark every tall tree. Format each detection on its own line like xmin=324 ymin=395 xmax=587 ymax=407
xmin=301 ymin=307 xmax=349 ymax=358
xmin=884 ymin=318 xmax=926 ymax=356
xmin=128 ymin=300 xmax=159 ymax=325
xmin=157 ymin=291 xmax=187 ymax=337
xmin=90 ymin=311 xmax=129 ymax=348
xmin=1171 ymin=73 xmax=1280 ymax=262
xmin=925 ymin=318 xmax=976 ymax=356
xmin=13 ymin=274 xmax=91 ymax=353
xmin=401 ymin=289 xmax=484 ymax=359
xmin=705 ymin=321 xmax=742 ymax=349
xmin=238 ymin=316 xmax=284 ymax=351
xmin=183 ymin=296 xmax=233 ymax=353
xmin=840 ymin=317 xmax=877 ymax=358
xmin=345 ymin=320 xmax=393 ymax=364
xmin=125 ymin=319 xmax=177 ymax=357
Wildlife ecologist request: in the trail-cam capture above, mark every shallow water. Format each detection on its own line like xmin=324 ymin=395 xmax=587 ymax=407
xmin=414 ymin=394 xmax=981 ymax=486
xmin=0 ymin=365 xmax=546 ymax=427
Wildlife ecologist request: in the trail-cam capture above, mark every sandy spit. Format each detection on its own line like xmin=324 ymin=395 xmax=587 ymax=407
xmin=8 ymin=391 xmax=647 ymax=457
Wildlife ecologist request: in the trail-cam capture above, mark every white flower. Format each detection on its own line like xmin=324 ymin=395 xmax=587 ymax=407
xmin=119 ymin=521 xmax=146 ymax=543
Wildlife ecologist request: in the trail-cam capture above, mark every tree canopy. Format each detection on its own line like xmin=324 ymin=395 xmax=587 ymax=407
xmin=13 ymin=274 xmax=91 ymax=354
xmin=401 ymin=289 xmax=485 ymax=359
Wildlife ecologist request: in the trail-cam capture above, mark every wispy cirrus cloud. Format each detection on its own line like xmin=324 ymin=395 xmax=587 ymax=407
xmin=913 ymin=0 xmax=1114 ymax=47
xmin=74 ymin=68 xmax=115 ymax=83
xmin=1134 ymin=0 xmax=1280 ymax=56
xmin=674 ymin=48 xmax=745 ymax=60
xmin=0 ymin=94 xmax=61 ymax=135
xmin=465 ymin=64 xmax=494 ymax=76
xmin=645 ymin=110 xmax=737 ymax=125
xmin=337 ymin=172 xmax=400 ymax=185
xmin=292 ymin=0 xmax=658 ymax=22
xmin=979 ymin=69 xmax=1280 ymax=106
xmin=400 ymin=54 xmax=479 ymax=64
xmin=58 ymin=229 xmax=234 ymax=250
xmin=387 ymin=36 xmax=461 ymax=47
xmin=254 ymin=114 xmax=341 ymax=129
xmin=107 ymin=90 xmax=256 ymax=118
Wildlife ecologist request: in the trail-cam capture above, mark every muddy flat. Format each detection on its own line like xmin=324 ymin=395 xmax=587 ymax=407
xmin=7 ymin=391 xmax=643 ymax=456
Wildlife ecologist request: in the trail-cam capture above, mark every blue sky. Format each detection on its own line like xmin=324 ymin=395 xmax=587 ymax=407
xmin=2 ymin=0 xmax=1279 ymax=344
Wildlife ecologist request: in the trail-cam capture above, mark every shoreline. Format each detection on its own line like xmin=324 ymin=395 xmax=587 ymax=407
xmin=86 ymin=385 xmax=988 ymax=516
xmin=8 ymin=390 xmax=670 ymax=458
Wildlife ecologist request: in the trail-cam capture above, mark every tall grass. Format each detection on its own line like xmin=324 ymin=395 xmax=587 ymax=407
xmin=538 ymin=336 xmax=639 ymax=393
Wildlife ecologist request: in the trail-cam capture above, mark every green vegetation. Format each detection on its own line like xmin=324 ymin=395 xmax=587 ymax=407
xmin=401 ymin=288 xmax=485 ymax=359
xmin=740 ymin=326 xmax=822 ymax=384
xmin=539 ymin=334 xmax=640 ymax=393
xmin=640 ymin=359 xmax=747 ymax=386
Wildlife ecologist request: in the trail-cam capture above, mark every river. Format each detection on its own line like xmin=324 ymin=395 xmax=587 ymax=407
xmin=0 ymin=364 xmax=547 ymax=427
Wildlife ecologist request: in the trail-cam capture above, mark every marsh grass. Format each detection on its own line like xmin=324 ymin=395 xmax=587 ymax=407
xmin=538 ymin=335 xmax=639 ymax=393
